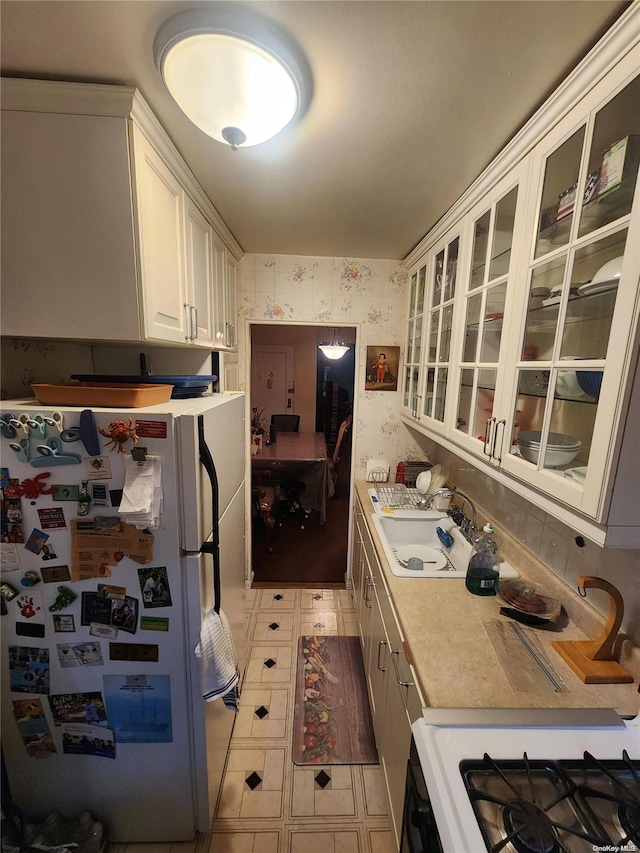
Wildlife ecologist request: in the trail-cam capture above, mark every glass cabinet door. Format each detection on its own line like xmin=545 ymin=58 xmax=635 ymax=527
xmin=402 ymin=264 xmax=426 ymax=414
xmin=420 ymin=235 xmax=459 ymax=428
xmin=504 ymin=71 xmax=639 ymax=508
xmin=454 ymin=176 xmax=523 ymax=461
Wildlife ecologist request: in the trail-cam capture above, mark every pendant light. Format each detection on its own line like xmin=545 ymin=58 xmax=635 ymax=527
xmin=154 ymin=8 xmax=312 ymax=149
xmin=318 ymin=329 xmax=349 ymax=360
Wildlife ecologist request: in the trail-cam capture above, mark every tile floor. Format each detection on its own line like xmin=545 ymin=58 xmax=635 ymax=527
xmin=109 ymin=588 xmax=397 ymax=853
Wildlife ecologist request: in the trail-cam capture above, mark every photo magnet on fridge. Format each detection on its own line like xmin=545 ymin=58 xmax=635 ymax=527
xmin=53 ymin=614 xmax=75 ymax=633
xmin=41 ymin=565 xmax=71 ymax=584
xmin=24 ymin=528 xmax=48 ymax=555
xmin=12 ymin=700 xmax=57 ymax=758
xmin=8 ymin=646 xmax=50 ymax=694
xmin=138 ymin=567 xmax=172 ymax=608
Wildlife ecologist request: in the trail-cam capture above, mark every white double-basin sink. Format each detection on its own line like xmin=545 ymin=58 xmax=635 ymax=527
xmin=370 ymin=510 xmax=519 ymax=580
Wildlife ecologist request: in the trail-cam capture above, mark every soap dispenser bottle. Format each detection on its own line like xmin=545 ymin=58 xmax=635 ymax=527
xmin=465 ymin=523 xmax=499 ymax=596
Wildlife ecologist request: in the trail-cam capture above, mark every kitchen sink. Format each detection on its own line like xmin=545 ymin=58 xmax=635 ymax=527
xmin=370 ymin=513 xmax=519 ymax=580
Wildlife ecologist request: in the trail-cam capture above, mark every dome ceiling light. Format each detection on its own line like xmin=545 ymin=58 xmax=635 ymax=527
xmin=318 ymin=329 xmax=350 ymax=360
xmin=154 ymin=8 xmax=312 ymax=149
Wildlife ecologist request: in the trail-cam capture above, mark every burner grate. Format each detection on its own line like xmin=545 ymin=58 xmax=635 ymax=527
xmin=461 ymin=751 xmax=640 ymax=853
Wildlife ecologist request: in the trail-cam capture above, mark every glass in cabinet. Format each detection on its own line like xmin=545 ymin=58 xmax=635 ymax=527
xmin=419 ymin=234 xmax=460 ymax=430
xmin=500 ymin=66 xmax=640 ymax=518
xmin=452 ymin=165 xmax=528 ymax=462
xmin=402 ymin=265 xmax=425 ymax=414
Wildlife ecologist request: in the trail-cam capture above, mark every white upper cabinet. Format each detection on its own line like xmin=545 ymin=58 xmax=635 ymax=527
xmin=212 ymin=235 xmax=238 ymax=350
xmin=0 ymin=79 xmax=242 ymax=349
xmin=401 ymin=19 xmax=640 ymax=546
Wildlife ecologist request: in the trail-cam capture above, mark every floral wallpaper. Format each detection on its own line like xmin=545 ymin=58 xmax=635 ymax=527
xmin=1 ymin=338 xmax=94 ymax=400
xmin=236 ymin=254 xmax=414 ymax=477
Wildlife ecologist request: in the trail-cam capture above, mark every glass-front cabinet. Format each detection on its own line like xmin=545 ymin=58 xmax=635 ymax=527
xmin=402 ymin=265 xmax=426 ymax=416
xmin=420 ymin=233 xmax=460 ymax=433
xmin=401 ymin=44 xmax=640 ymax=529
xmin=452 ymin=165 xmax=529 ymax=462
xmin=499 ymin=62 xmax=640 ymax=518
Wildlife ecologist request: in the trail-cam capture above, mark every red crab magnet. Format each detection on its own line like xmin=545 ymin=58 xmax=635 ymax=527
xmin=99 ymin=420 xmax=138 ymax=453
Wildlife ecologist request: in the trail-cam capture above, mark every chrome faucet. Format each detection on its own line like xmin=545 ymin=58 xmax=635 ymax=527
xmin=419 ymin=488 xmax=477 ymax=542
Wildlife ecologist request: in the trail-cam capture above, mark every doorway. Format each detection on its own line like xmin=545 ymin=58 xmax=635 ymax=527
xmin=249 ymin=323 xmax=356 ymax=585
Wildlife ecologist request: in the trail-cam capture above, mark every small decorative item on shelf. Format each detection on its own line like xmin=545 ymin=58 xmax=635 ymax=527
xmin=557 ymin=182 xmax=577 ymax=221
xmin=582 ymin=167 xmax=601 ymax=205
xmin=598 ymin=134 xmax=640 ymax=200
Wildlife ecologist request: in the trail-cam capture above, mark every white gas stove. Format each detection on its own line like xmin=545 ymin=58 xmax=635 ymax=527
xmin=409 ymin=708 xmax=640 ymax=853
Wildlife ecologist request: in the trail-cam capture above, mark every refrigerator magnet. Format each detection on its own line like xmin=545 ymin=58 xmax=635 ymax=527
xmin=52 ymin=614 xmax=75 ymax=633
xmin=85 ymin=456 xmax=112 ymax=480
xmin=52 ymin=485 xmax=79 ymax=501
xmin=24 ymin=529 xmax=48 ymax=555
xmin=89 ymin=482 xmax=111 ymax=506
xmin=137 ymin=567 xmax=172 ymax=608
xmin=109 ymin=642 xmax=159 ymax=662
xmin=17 ymin=591 xmax=43 ymax=620
xmin=140 ymin=616 xmax=169 ymax=632
xmin=40 ymin=565 xmax=71 ymax=584
xmin=90 ymin=622 xmax=118 ymax=640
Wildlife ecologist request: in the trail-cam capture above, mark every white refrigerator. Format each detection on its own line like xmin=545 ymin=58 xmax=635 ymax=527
xmin=0 ymin=393 xmax=247 ymax=843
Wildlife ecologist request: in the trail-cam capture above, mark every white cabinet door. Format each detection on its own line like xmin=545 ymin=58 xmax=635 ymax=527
xmin=499 ymin=58 xmax=640 ymax=519
xmin=212 ymin=234 xmax=238 ymax=350
xmin=184 ymin=196 xmax=215 ymax=347
xmin=132 ymin=126 xmax=189 ymax=344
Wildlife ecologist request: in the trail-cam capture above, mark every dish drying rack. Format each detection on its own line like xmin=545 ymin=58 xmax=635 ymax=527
xmin=369 ymin=484 xmax=437 ymax=518
xmin=376 ymin=485 xmax=423 ymax=509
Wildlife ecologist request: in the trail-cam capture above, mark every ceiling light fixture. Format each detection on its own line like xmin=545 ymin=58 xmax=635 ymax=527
xmin=318 ymin=329 xmax=350 ymax=360
xmin=154 ymin=8 xmax=312 ymax=149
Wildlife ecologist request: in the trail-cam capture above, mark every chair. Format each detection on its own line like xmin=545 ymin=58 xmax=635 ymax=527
xmin=328 ymin=414 xmax=352 ymax=486
xmin=270 ymin=414 xmax=300 ymax=432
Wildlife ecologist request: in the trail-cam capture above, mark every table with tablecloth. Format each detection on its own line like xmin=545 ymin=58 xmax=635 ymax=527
xmin=251 ymin=432 xmax=334 ymax=526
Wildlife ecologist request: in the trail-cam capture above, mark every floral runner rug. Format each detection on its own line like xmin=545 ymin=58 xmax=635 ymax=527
xmin=293 ymin=635 xmax=378 ymax=765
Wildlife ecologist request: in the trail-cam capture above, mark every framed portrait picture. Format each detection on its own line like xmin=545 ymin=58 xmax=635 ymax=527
xmin=365 ymin=346 xmax=400 ymax=391
xmin=53 ymin=614 xmax=75 ymax=633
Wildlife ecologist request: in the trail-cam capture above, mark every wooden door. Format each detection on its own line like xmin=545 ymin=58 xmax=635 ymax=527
xmin=251 ymin=345 xmax=295 ymax=428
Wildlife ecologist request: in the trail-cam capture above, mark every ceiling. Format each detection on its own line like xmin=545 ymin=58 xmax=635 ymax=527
xmin=0 ymin=0 xmax=630 ymax=260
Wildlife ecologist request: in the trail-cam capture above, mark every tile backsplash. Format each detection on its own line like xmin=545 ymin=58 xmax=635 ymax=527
xmin=398 ymin=422 xmax=640 ymax=647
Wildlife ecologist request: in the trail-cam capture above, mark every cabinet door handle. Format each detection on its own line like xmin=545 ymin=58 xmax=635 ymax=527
xmin=225 ymin=321 xmax=231 ymax=347
xmin=483 ymin=417 xmax=494 ymax=457
xmin=229 ymin=322 xmax=235 ymax=347
xmin=184 ymin=303 xmax=192 ymax=341
xmin=377 ymin=641 xmax=387 ymax=672
xmin=415 ymin=394 xmax=422 ymax=419
xmin=365 ymin=576 xmax=374 ymax=608
xmin=392 ymin=649 xmax=414 ymax=687
xmin=190 ymin=305 xmax=198 ymax=340
xmin=492 ymin=418 xmax=506 ymax=463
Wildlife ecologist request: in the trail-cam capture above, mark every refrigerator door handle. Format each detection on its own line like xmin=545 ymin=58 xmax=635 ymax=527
xmin=198 ymin=415 xmax=221 ymax=614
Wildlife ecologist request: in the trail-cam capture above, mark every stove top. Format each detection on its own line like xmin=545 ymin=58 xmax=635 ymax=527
xmin=412 ymin=709 xmax=640 ymax=853
xmin=462 ymin=751 xmax=639 ymax=853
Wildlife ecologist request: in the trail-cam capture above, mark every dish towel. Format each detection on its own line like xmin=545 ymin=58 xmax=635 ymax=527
xmin=195 ymin=607 xmax=240 ymax=712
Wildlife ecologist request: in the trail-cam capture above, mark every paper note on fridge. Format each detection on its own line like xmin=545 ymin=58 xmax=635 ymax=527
xmin=70 ymin=518 xmax=154 ymax=581
xmin=118 ymin=456 xmax=163 ymax=529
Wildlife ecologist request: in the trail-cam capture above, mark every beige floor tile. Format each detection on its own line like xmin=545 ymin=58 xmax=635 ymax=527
xmin=244 ymin=645 xmax=293 ymax=684
xmin=251 ymin=611 xmax=296 ymax=642
xmin=288 ymin=828 xmax=361 ymax=853
xmin=245 ymin=589 xmax=258 ymax=609
xmin=341 ymin=613 xmax=359 ymax=636
xmin=367 ymin=829 xmax=396 ymax=853
xmin=300 ymin=610 xmax=339 ymax=635
xmin=300 ymin=589 xmax=338 ymax=610
xmin=207 ymin=830 xmax=280 ymax=853
xmin=291 ymin=765 xmax=356 ymax=818
xmin=258 ymin=589 xmax=298 ymax=610
xmin=234 ymin=687 xmax=290 ymax=740
xmin=362 ymin=766 xmax=389 ymax=817
xmin=218 ymin=747 xmax=286 ymax=820
xmin=338 ymin=590 xmax=355 ymax=611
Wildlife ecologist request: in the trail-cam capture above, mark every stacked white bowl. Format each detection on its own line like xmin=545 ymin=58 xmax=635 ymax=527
xmin=517 ymin=430 xmax=581 ymax=467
